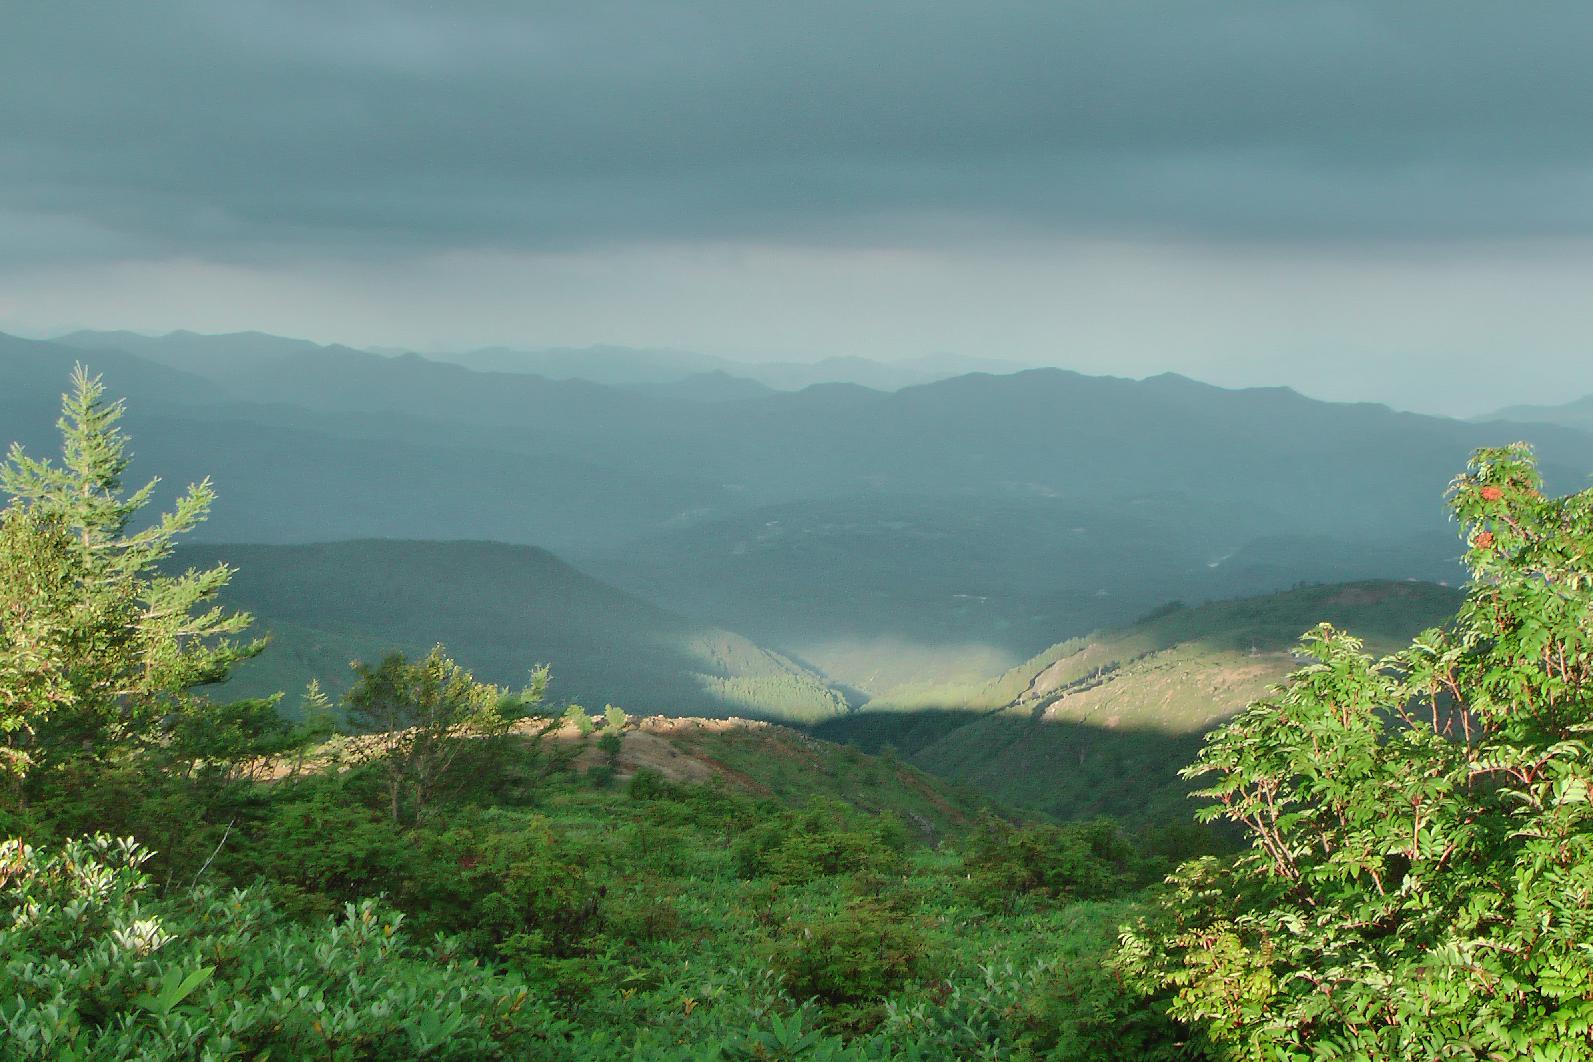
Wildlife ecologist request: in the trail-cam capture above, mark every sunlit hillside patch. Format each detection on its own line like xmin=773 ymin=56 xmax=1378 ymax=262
xmin=820 ymin=580 xmax=1463 ymax=825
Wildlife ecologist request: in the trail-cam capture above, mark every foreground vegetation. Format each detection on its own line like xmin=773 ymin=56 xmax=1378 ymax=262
xmin=6 ymin=756 xmax=1206 ymax=1059
xmin=6 ymin=370 xmax=1593 ymax=1057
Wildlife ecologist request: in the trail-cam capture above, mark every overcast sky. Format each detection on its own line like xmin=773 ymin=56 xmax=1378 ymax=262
xmin=5 ymin=2 xmax=1593 ymax=414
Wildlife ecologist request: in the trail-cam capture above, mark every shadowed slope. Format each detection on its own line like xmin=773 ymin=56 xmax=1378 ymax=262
xmin=182 ymin=539 xmax=850 ymax=724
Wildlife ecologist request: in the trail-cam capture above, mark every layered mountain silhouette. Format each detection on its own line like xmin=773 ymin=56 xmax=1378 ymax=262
xmin=59 ymin=330 xmax=1026 ymax=396
xmin=10 ymin=328 xmax=1591 ymax=693
xmin=1480 ymin=394 xmax=1593 ymax=434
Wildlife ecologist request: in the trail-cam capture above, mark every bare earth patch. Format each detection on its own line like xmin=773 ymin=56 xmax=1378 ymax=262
xmin=491 ymin=715 xmax=785 ymax=793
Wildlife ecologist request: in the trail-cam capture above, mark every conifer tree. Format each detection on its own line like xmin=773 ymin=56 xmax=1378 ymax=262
xmin=0 ymin=368 xmax=262 ymax=783
xmin=0 ymin=508 xmax=137 ymax=782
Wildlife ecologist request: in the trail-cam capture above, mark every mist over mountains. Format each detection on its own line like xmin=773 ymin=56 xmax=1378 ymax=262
xmin=9 ymin=327 xmax=1593 ymax=700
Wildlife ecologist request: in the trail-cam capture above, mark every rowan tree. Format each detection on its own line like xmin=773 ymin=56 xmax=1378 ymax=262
xmin=1117 ymin=444 xmax=1593 ymax=1059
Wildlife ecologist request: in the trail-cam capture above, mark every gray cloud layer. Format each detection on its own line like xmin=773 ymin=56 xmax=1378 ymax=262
xmin=9 ymin=1 xmax=1593 ymax=263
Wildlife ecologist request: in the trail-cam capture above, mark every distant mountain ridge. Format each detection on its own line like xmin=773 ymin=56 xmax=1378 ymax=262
xmin=424 ymin=342 xmax=1029 ymax=391
xmin=1480 ymin=394 xmax=1593 ymax=434
xmin=56 ymin=329 xmax=335 ymax=378
xmin=2 ymin=331 xmax=223 ymax=408
xmin=57 ymin=329 xmax=1028 ymax=395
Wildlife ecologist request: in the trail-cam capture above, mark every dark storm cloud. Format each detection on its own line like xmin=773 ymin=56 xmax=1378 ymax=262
xmin=7 ymin=1 xmax=1593 ymax=262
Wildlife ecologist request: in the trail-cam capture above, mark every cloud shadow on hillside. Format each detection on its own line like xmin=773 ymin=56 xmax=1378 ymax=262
xmin=814 ymin=709 xmax=1213 ymax=828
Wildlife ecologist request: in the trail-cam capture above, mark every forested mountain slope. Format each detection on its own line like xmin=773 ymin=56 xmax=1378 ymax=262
xmin=581 ymin=494 xmax=1463 ymax=694
xmin=183 ymin=539 xmax=851 ymax=723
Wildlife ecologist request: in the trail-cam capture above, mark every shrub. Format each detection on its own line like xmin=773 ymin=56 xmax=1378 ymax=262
xmin=626 ymin=767 xmax=676 ymax=801
xmin=561 ymin=705 xmax=595 ymax=736
xmin=877 ymin=903 xmax=1189 ymax=1062
xmin=229 ymin=776 xmax=409 ymax=919
xmin=765 ymin=897 xmax=927 ymax=1007
xmin=0 ymin=834 xmax=562 ymax=1060
xmin=408 ymin=818 xmax=606 ymax=966
xmin=960 ymin=817 xmax=1141 ymax=911
xmin=601 ymin=883 xmax=683 ymax=946
xmin=734 ymin=798 xmax=906 ymax=884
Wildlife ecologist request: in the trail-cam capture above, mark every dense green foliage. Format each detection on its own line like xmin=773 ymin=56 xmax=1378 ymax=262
xmin=1119 ymin=445 xmax=1593 ymax=1058
xmin=2 ymin=835 xmax=550 ymax=1061
xmin=12 ymin=761 xmax=1196 ymax=1059
xmin=5 ymin=711 xmax=1191 ymax=1058
xmin=962 ymin=818 xmax=1150 ymax=911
